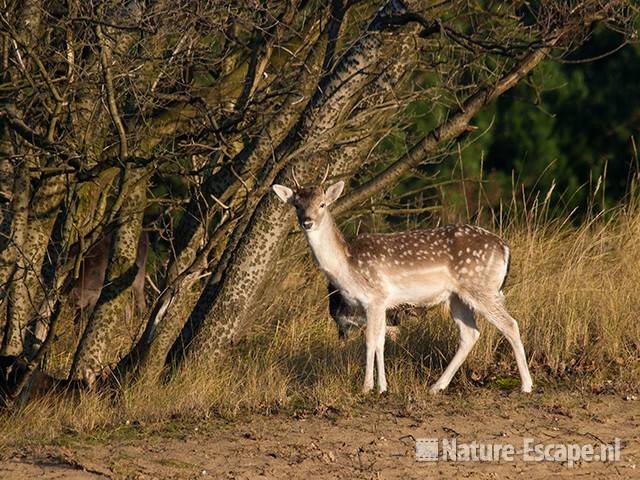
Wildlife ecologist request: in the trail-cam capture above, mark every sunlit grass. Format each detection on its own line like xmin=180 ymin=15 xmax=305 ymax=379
xmin=1 ymin=190 xmax=639 ymax=449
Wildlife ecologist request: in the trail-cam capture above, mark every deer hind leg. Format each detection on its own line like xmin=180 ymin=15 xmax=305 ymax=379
xmin=467 ymin=293 xmax=533 ymax=393
xmin=429 ymin=295 xmax=480 ymax=394
xmin=364 ymin=304 xmax=387 ymax=394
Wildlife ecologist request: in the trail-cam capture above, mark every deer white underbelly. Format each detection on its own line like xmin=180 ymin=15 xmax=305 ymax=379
xmin=381 ymin=266 xmax=453 ymax=308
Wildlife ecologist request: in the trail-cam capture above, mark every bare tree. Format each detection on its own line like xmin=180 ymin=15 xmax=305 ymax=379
xmin=0 ymin=0 xmax=634 ymax=403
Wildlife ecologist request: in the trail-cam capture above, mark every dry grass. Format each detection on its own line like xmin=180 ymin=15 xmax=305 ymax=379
xmin=1 ymin=193 xmax=639 ymax=448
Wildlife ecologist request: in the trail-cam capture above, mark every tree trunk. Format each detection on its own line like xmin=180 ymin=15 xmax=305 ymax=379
xmin=0 ymin=161 xmax=29 ymax=355
xmin=125 ymin=15 xmax=333 ymax=380
xmin=69 ymin=167 xmax=148 ymax=383
xmin=185 ymin=0 xmax=419 ymax=359
xmin=1 ymin=173 xmax=66 ymax=356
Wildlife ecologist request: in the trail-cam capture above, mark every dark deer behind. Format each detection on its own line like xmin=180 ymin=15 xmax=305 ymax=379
xmin=1 ymin=231 xmax=149 ymax=405
xmin=65 ymin=231 xmax=148 ymax=314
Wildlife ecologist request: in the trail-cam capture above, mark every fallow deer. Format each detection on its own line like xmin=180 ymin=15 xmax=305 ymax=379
xmin=328 ymin=283 xmax=401 ymax=341
xmin=272 ymin=173 xmax=533 ymax=394
xmin=1 ymin=231 xmax=149 ymax=404
xmin=64 ymin=231 xmax=148 ymax=314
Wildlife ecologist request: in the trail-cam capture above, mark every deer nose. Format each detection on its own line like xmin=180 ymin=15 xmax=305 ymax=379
xmin=302 ymin=218 xmax=314 ymax=230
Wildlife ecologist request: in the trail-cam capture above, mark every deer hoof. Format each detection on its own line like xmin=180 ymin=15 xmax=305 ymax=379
xmin=428 ymin=384 xmax=445 ymax=395
xmin=362 ymin=383 xmax=374 ymax=394
xmin=521 ymin=383 xmax=533 ymax=393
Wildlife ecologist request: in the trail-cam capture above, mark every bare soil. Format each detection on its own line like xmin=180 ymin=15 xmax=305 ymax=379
xmin=1 ymin=391 xmax=638 ymax=479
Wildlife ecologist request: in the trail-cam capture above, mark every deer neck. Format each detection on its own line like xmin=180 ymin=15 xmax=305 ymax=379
xmin=304 ymin=214 xmax=354 ymax=290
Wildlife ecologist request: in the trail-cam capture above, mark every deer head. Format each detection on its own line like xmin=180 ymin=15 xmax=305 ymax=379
xmin=272 ymin=175 xmax=344 ymax=232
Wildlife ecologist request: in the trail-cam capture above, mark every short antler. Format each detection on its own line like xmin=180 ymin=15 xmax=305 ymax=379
xmin=320 ymin=164 xmax=330 ymax=185
xmin=291 ymin=166 xmax=301 ymax=189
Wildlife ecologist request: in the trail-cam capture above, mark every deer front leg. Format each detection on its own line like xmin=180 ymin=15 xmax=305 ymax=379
xmin=364 ymin=304 xmax=387 ymax=394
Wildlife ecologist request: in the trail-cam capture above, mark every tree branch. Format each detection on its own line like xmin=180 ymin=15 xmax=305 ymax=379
xmin=333 ymin=43 xmax=557 ymax=215
xmin=95 ymin=22 xmax=128 ymax=161
xmin=0 ymin=108 xmax=73 ymax=158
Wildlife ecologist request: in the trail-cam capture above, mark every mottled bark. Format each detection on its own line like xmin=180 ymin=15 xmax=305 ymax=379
xmin=1 ymin=173 xmax=65 ymax=356
xmin=69 ymin=168 xmax=148 ymax=382
xmin=68 ymin=0 xmax=145 ymax=162
xmin=0 ymin=132 xmax=16 ymax=285
xmin=0 ymin=0 xmax=45 ymax=355
xmin=0 ymin=161 xmax=29 ymax=355
xmin=167 ymin=15 xmax=328 ymax=284
xmin=0 ymin=0 xmax=141 ymax=361
xmin=130 ymin=267 xmax=204 ymax=380
xmin=0 ymin=84 xmax=14 ymax=206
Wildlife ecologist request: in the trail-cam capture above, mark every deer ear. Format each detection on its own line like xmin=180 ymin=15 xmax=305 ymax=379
xmin=325 ymin=181 xmax=345 ymax=205
xmin=272 ymin=184 xmax=294 ymax=203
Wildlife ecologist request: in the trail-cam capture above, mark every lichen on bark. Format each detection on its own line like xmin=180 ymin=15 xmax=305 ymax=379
xmin=69 ymin=167 xmax=148 ymax=382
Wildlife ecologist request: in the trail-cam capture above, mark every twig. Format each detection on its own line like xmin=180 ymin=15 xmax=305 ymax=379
xmin=95 ymin=22 xmax=128 ymax=161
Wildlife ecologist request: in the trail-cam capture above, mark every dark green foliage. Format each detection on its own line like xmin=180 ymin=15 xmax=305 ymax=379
xmin=486 ymin=27 xmax=640 ymax=210
xmin=379 ymin=28 xmax=640 ymax=217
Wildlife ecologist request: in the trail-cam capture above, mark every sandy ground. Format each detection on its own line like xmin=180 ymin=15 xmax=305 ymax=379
xmin=0 ymin=391 xmax=638 ymax=479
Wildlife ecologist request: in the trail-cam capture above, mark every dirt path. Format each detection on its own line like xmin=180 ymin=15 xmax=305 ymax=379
xmin=1 ymin=392 xmax=638 ymax=479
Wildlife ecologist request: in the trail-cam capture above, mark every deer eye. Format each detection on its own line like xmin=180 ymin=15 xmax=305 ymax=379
xmin=320 ymin=202 xmax=326 ymax=208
